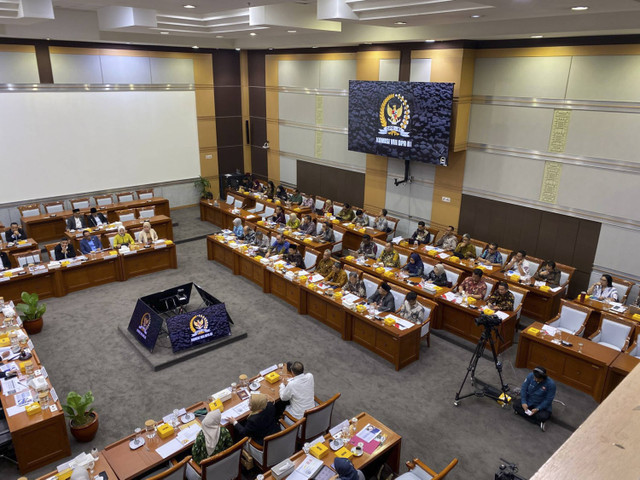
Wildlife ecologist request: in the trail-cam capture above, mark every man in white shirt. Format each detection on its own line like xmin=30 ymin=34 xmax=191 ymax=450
xmin=66 ymin=209 xmax=87 ymax=231
xmin=504 ymin=250 xmax=530 ymax=278
xmin=279 ymin=361 xmax=315 ymax=420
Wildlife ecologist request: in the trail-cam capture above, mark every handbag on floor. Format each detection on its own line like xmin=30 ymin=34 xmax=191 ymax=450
xmin=376 ymin=463 xmax=396 ymax=480
xmin=240 ymin=448 xmax=254 ymax=470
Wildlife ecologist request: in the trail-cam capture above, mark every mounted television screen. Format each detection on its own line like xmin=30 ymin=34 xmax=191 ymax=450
xmin=348 ymin=80 xmax=454 ymax=166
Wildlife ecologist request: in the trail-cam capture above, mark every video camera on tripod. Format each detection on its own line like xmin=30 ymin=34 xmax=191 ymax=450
xmin=495 ymin=459 xmax=528 ymax=480
xmin=475 ymin=313 xmax=502 ymax=328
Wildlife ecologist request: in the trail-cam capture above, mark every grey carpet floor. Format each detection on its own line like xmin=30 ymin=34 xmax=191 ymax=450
xmin=2 ymin=207 xmax=599 ymax=480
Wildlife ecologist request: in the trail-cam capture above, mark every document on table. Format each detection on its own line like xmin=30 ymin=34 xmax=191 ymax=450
xmin=442 ymin=291 xmax=457 ymax=302
xmin=260 ymin=364 xmax=277 ymax=376
xmin=356 ymin=424 xmax=381 ymax=443
xmin=437 ymin=253 xmax=450 ymax=259
xmin=176 ymin=423 xmax=201 ymax=445
xmin=162 ymin=408 xmax=186 ymax=425
xmin=549 ymin=286 xmax=563 ymax=292
xmin=221 ymin=400 xmax=250 ymax=423
xmin=0 ymin=362 xmax=18 ymax=374
xmin=329 ymin=420 xmax=349 ymax=438
xmin=393 ymin=317 xmax=415 ymax=331
xmin=541 ymin=325 xmax=558 ymax=336
xmin=6 ymin=405 xmax=25 ymax=416
xmin=156 ymin=439 xmax=183 ymax=459
xmin=1 ymin=378 xmax=27 ymax=396
xmin=342 ymin=293 xmax=360 ymax=304
xmin=495 ymin=311 xmax=509 ymax=320
xmin=14 ymin=391 xmax=33 ymax=407
xmin=310 ymin=274 xmax=325 ymax=283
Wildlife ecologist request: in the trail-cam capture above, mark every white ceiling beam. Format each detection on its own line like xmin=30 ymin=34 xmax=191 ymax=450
xmin=97 ymin=6 xmax=157 ymax=31
xmin=317 ymin=0 xmax=358 ymax=21
xmin=18 ymin=0 xmax=53 ymax=20
xmin=250 ymin=3 xmax=342 ymax=32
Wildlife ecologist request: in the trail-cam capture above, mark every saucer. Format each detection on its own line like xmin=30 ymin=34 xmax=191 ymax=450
xmin=129 ymin=437 xmax=145 ymax=450
xmin=351 ymin=446 xmax=364 ymax=457
xmin=181 ymin=413 xmax=195 ymax=423
xmin=249 ymin=382 xmax=260 ymax=391
xmin=329 ymin=439 xmax=344 ymax=451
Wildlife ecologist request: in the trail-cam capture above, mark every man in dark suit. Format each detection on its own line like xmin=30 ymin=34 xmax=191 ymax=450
xmin=79 ymin=230 xmax=103 ymax=254
xmin=0 ymin=251 xmax=10 ymax=270
xmin=66 ymin=209 xmax=87 ymax=231
xmin=5 ymin=222 xmax=27 ymax=242
xmin=54 ymin=238 xmax=76 ymax=260
xmin=87 ymin=207 xmax=108 ymax=227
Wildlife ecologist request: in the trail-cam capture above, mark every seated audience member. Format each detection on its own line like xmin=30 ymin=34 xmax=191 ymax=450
xmin=54 ymin=238 xmax=76 ymax=260
xmin=315 ymin=249 xmax=334 ymax=276
xmin=289 ymin=188 xmax=303 ymax=205
xmin=87 ymin=207 xmax=108 ymax=227
xmin=113 ymin=226 xmax=135 ymax=249
xmin=79 ymin=230 xmax=102 ymax=254
xmin=325 ymin=262 xmax=347 ymax=288
xmin=302 ymin=195 xmax=315 ymax=209
xmin=66 ymin=208 xmax=87 ymax=231
xmin=191 ymin=410 xmax=233 ymax=466
xmin=266 ymin=181 xmax=276 ymax=200
xmin=337 ymin=203 xmax=355 ymax=222
xmin=271 ymin=205 xmax=286 ymax=225
xmin=266 ymin=233 xmax=289 ymax=258
xmin=252 ymin=176 xmax=263 ymax=192
xmin=372 ymin=209 xmax=390 ymax=232
xmin=357 ymin=234 xmax=377 ymax=259
xmin=456 ymin=268 xmax=487 ymax=300
xmin=399 ymin=291 xmax=425 ymax=324
xmin=402 ymin=252 xmax=424 ymax=277
xmin=487 ymin=281 xmax=515 ymax=311
xmin=314 ymin=223 xmax=335 ymax=243
xmin=138 ymin=222 xmax=158 ymax=245
xmin=334 ymin=458 xmax=366 ymax=480
xmin=636 ymin=295 xmax=640 ymax=307
xmin=453 ymin=233 xmax=476 ymax=259
xmin=587 ymin=274 xmax=619 ymax=301
xmin=504 ymin=250 xmax=530 ymax=278
xmin=5 ymin=222 xmax=27 ymax=242
xmin=232 ymin=218 xmax=244 ymax=238
xmin=513 ymin=366 xmax=556 ymax=432
xmin=0 ymin=251 xmax=11 ymax=270
xmin=343 ymin=272 xmax=366 ymax=297
xmin=228 ymin=394 xmax=280 ymax=446
xmin=424 ymin=263 xmax=449 ymax=287
xmin=275 ymin=185 xmax=289 ymax=203
xmin=380 ymin=242 xmax=400 ymax=268
xmin=532 ymin=260 xmax=561 ymax=287
xmin=299 ymin=215 xmax=316 ymax=236
xmin=321 ymin=199 xmax=334 ymax=216
xmin=410 ymin=221 xmax=431 ymax=245
xmin=435 ymin=225 xmax=458 ymax=251
xmin=241 ymin=173 xmax=252 ymax=190
xmin=252 ymin=230 xmax=270 ymax=254
xmin=367 ymin=282 xmax=395 ymax=312
xmin=286 ymin=213 xmax=300 ymax=229
xmin=478 ymin=242 xmax=502 ymax=264
xmin=284 ymin=244 xmax=305 ymax=269
xmin=354 ymin=209 xmax=369 ymax=227
xmin=279 ymin=361 xmax=314 ymax=420
xmin=243 ymin=225 xmax=256 ymax=244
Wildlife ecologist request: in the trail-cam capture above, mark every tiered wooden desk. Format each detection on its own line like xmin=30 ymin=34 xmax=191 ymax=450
xmin=572 ymin=295 xmax=640 ymax=338
xmin=247 ymin=220 xmax=335 ymax=254
xmin=1 ymin=238 xmax=40 ymax=267
xmin=0 ymin=316 xmax=71 ymax=473
xmin=601 ymin=353 xmax=640 ymax=401
xmin=21 ymin=197 xmax=170 ymax=242
xmin=493 ymin=271 xmax=564 ymax=323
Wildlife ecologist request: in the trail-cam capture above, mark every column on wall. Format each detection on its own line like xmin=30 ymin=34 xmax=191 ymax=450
xmin=265 ymin=55 xmax=281 ymax=184
xmin=193 ymin=54 xmax=219 ymax=199
xmin=240 ymin=51 xmax=252 ymax=174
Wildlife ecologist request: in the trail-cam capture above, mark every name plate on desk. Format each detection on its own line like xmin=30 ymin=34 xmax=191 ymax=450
xmin=155 ymin=243 xmax=167 ymax=250
xmin=0 ymin=277 xmax=10 ymax=282
xmin=32 ymin=268 xmax=48 ymax=275
xmin=121 ymin=250 xmax=137 ymax=256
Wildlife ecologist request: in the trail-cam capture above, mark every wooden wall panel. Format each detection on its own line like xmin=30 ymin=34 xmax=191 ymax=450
xmin=248 ymin=51 xmax=267 ymax=179
xmin=297 ymin=161 xmax=365 ymax=208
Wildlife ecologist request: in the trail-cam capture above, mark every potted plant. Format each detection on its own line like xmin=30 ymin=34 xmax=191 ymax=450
xmin=62 ymin=391 xmax=99 ymax=442
xmin=194 ymin=176 xmax=213 ymax=199
xmin=15 ymin=291 xmax=46 ymax=335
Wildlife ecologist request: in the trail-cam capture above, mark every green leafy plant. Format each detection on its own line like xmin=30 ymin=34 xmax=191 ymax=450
xmin=194 ymin=176 xmax=213 ymax=199
xmin=15 ymin=291 xmax=46 ymax=322
xmin=62 ymin=391 xmax=95 ymax=427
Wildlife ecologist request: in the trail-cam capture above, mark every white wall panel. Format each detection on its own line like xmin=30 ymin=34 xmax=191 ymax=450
xmin=0 ymin=52 xmax=39 ymax=83
xmin=473 ymin=56 xmax=572 ymax=98
xmin=468 ymin=104 xmax=554 ymax=151
xmin=279 ymin=92 xmax=316 ymax=124
xmin=385 ymin=158 xmax=435 ymax=230
xmin=320 ymin=132 xmax=366 ymax=170
xmin=463 ymin=150 xmax=544 ymax=201
xmin=150 ymin=57 xmax=194 ymax=84
xmin=566 ymin=55 xmax=640 ymax=102
xmin=318 ymin=59 xmax=356 ymax=90
xmin=51 ymin=54 xmax=102 ymax=84
xmin=278 ymin=60 xmax=320 ymax=88
xmin=321 ymin=95 xmax=348 ymax=128
xmin=100 ymin=55 xmax=151 ymax=84
xmin=409 ymin=58 xmax=431 ymax=82
xmin=564 ymin=110 xmax=640 ymax=163
xmin=556 ymin=164 xmax=640 ymax=221
xmin=379 ymin=59 xmax=399 ymax=81
xmin=279 ymin=155 xmax=297 ymax=185
xmin=279 ymin=125 xmax=315 ymax=158
xmin=593 ymin=225 xmax=640 ymax=283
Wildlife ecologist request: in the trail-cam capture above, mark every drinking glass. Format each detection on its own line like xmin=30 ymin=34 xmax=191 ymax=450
xmin=134 ymin=428 xmax=142 ymax=445
xmin=231 ymin=382 xmax=237 ymax=394
xmin=173 ymin=409 xmax=181 ymax=427
xmin=578 ymin=343 xmax=584 ymax=353
xmin=145 ymin=420 xmax=156 ymax=439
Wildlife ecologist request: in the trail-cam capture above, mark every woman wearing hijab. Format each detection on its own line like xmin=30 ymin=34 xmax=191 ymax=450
xmin=191 ymin=410 xmax=233 ymax=466
xmin=228 ymin=394 xmax=280 ymax=445
xmin=402 ymin=252 xmax=424 ymax=276
xmin=334 ymin=458 xmax=365 ymax=480
xmin=424 ymin=263 xmax=449 ymax=287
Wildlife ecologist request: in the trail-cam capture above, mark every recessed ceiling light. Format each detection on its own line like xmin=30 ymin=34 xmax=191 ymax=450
xmin=160 ymin=31 xmax=169 ymax=35
xmin=312 ymin=46 xmax=318 ymax=48
xmin=216 ymin=35 xmax=223 ymax=38
xmin=250 ymin=32 xmax=257 ymax=36
xmin=183 ymin=4 xmax=196 ymax=8
xmin=268 ymin=47 xmax=274 ymax=50
xmin=425 ymin=39 xmax=436 ymax=43
xmin=288 ymin=30 xmax=297 ymax=33
xmin=531 ymin=35 xmax=543 ymax=38
xmin=192 ymin=45 xmax=199 ymax=49
xmin=394 ymin=21 xmax=407 ymax=25
xmin=235 ymin=48 xmax=241 ymax=51
xmin=571 ymin=6 xmax=589 ymax=11
xmin=364 ymin=42 xmax=372 ymax=45
xmin=470 ymin=14 xmax=482 ymax=18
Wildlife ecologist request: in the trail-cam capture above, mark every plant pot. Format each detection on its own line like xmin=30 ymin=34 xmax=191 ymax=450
xmin=70 ymin=412 xmax=99 ymax=442
xmin=23 ymin=317 xmax=43 ymax=335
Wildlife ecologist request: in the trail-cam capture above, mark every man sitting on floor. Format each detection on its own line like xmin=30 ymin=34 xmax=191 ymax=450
xmin=514 ymin=366 xmax=556 ymax=432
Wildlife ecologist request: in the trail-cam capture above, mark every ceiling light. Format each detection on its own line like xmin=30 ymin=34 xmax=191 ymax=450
xmin=192 ymin=45 xmax=199 ymax=49
xmin=312 ymin=46 xmax=318 ymax=48
xmin=394 ymin=21 xmax=407 ymax=25
xmin=470 ymin=14 xmax=482 ymax=18
xmin=235 ymin=48 xmax=241 ymax=51
xmin=268 ymin=47 xmax=274 ymax=50
xmin=183 ymin=4 xmax=196 ymax=8
xmin=425 ymin=39 xmax=436 ymax=43
xmin=250 ymin=32 xmax=257 ymax=36
xmin=216 ymin=35 xmax=224 ymax=38
xmin=571 ymin=6 xmax=589 ymax=11
xmin=160 ymin=31 xmax=169 ymax=35
xmin=288 ymin=30 xmax=297 ymax=33
xmin=531 ymin=35 xmax=543 ymax=38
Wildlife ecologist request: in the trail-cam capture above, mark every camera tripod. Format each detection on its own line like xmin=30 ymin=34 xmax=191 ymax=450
xmin=454 ymin=323 xmax=510 ymax=407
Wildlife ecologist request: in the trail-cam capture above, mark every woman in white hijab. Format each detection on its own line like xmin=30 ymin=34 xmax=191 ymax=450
xmin=191 ymin=409 xmax=233 ymax=466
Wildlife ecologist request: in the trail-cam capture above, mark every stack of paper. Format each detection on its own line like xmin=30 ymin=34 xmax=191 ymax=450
xmin=310 ymin=274 xmax=324 ymax=283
